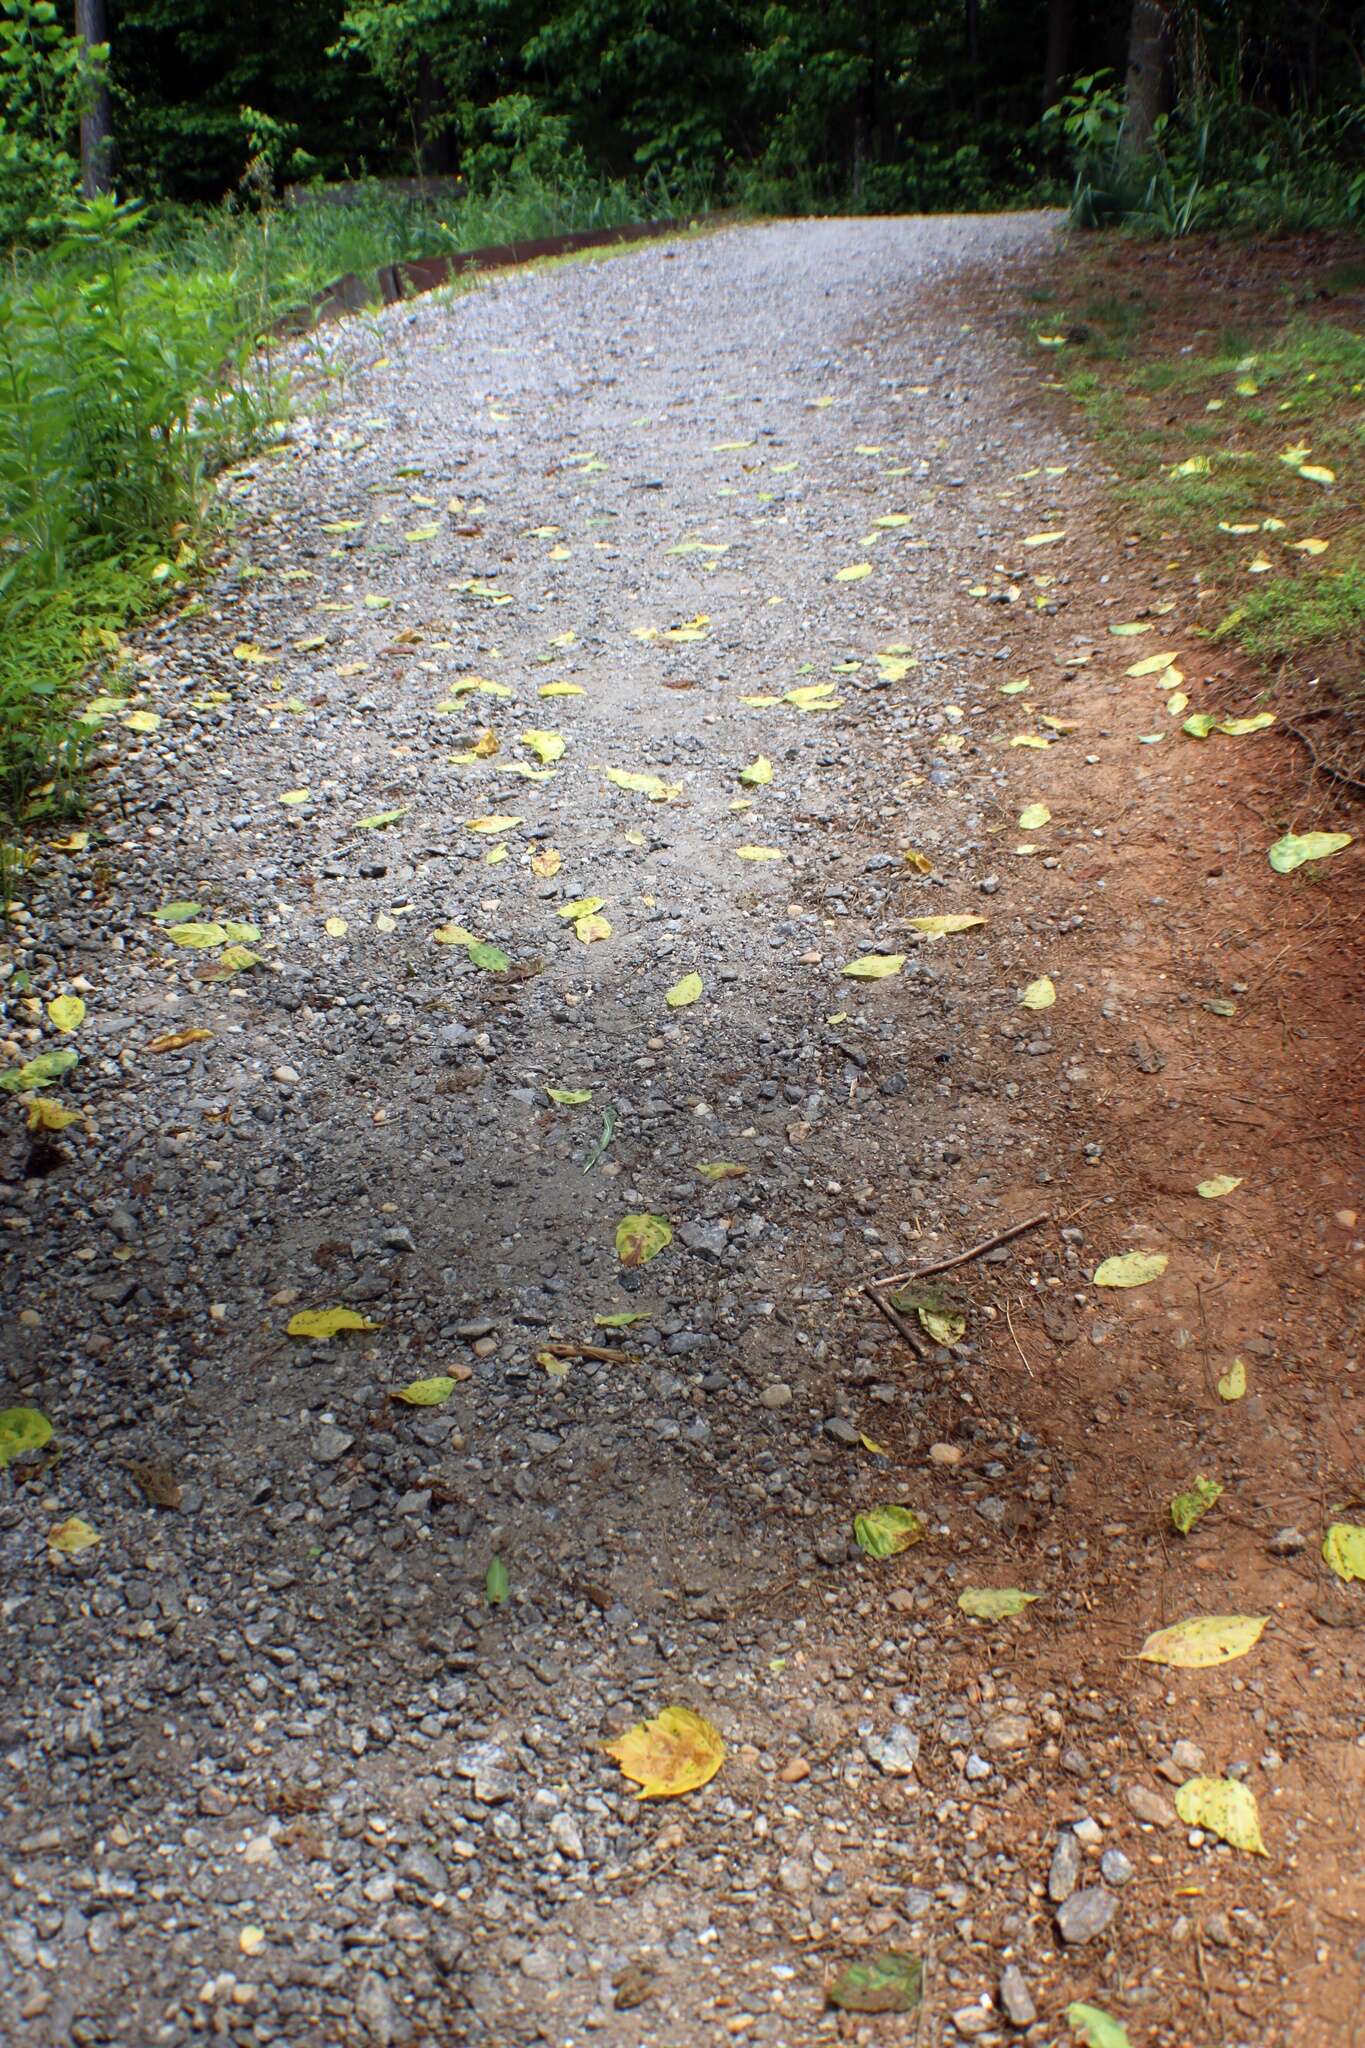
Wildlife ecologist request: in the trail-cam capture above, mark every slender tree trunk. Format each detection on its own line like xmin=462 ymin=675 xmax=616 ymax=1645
xmin=1120 ymin=0 xmax=1171 ymax=161
xmin=1042 ymin=0 xmax=1075 ymax=113
xmin=965 ymin=0 xmax=981 ymax=121
xmin=75 ymin=0 xmax=113 ymax=196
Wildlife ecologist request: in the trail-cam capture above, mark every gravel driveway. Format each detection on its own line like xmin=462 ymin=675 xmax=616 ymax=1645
xmin=0 ymin=213 xmax=1143 ymax=2048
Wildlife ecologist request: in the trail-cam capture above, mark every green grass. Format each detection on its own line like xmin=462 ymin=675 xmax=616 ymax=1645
xmin=1050 ymin=284 xmax=1363 ymax=683
xmin=1233 ymin=563 xmax=1365 ymax=660
xmin=0 ymin=169 xmax=702 ymax=821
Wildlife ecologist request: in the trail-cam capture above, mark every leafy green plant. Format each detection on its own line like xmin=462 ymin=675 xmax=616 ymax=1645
xmin=0 ymin=0 xmax=104 ymax=241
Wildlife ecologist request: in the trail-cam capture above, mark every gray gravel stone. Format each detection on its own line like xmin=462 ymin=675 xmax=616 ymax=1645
xmin=1057 ymin=1887 xmax=1118 ymax=1944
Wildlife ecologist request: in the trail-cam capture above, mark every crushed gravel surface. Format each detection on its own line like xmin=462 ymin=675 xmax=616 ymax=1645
xmin=2 ymin=215 xmax=1358 ymax=2048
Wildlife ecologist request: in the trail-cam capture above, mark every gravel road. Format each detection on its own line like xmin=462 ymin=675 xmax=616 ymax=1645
xmin=0 ymin=213 xmax=1184 ymax=2048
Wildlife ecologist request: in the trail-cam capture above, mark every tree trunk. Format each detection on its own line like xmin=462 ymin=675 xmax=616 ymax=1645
xmin=75 ymin=0 xmax=113 ymax=196
xmin=1120 ymin=0 xmax=1171 ymax=161
xmin=965 ymin=0 xmax=981 ymax=120
xmin=1042 ymin=0 xmax=1075 ymax=114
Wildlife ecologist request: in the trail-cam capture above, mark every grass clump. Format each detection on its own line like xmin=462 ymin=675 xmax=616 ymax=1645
xmin=1038 ymin=244 xmax=1363 ymax=732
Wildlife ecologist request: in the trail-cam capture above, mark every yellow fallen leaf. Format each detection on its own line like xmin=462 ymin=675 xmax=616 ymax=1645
xmin=1137 ymin=1614 xmax=1265 ymax=1668
xmin=48 ymin=1515 xmax=99 ymax=1557
xmin=907 ymin=914 xmax=985 ymax=938
xmin=1093 ymin=1250 xmax=1167 ymax=1287
xmin=531 ymin=848 xmax=562 ymax=878
xmin=739 ymin=756 xmax=773 ymax=786
xmin=605 ymin=1705 xmax=725 ymax=1799
xmin=836 ymin=563 xmax=873 ymax=582
xmin=843 ymin=953 xmax=905 ymax=979
xmin=166 ymin=922 xmax=227 ymax=949
xmin=902 ymin=848 xmax=932 ymax=874
xmin=27 ymin=1098 xmax=82 ymax=1132
xmin=522 ymin=729 xmax=566 ymax=764
xmin=1127 ymin=651 xmax=1181 ymax=677
xmin=46 ymin=996 xmax=85 ymax=1033
xmin=391 ymin=1377 xmax=459 ymax=1406
xmin=144 ymin=1028 xmax=213 ymax=1053
xmin=433 ymin=923 xmax=477 ymax=946
xmin=736 ymin=845 xmax=783 ymax=862
xmin=1020 ymin=976 xmax=1055 ymax=1010
xmin=1174 ymin=1776 xmax=1267 ymax=1855
xmin=1297 ymin=463 xmax=1335 ymax=485
xmin=48 ymin=831 xmax=90 ymax=852
xmin=1322 ymin=1523 xmax=1365 ymax=1583
xmin=1289 ymin=537 xmax=1328 ymax=555
xmin=665 ymin=972 xmax=703 ymax=1008
xmin=1021 ymin=531 xmax=1066 ymax=548
xmin=539 ymin=681 xmax=584 ymax=697
xmin=1197 ymin=1174 xmax=1243 ymax=1199
xmin=324 ymin=915 xmax=348 ymax=938
xmin=606 ymin=768 xmax=679 ymax=802
xmin=466 ymin=815 xmax=522 ymax=834
xmin=121 ymin=709 xmax=161 ymax=734
xmin=615 ymin=1213 xmax=673 ymax=1267
xmin=279 ymin=789 xmax=311 ymax=806
xmin=575 ymin=912 xmax=611 ymax=944
xmin=1010 ymin=734 xmax=1050 ymax=749
xmin=1018 ymin=803 xmax=1051 ymax=830
xmin=1217 ymin=1358 xmax=1247 ymax=1401
xmin=558 ymin=897 xmax=605 ymax=921
xmin=286 ymin=1307 xmax=380 ymax=1340
xmin=233 ymin=642 xmax=278 ymax=665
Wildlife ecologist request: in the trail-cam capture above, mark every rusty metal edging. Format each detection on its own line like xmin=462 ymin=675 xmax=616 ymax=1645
xmin=271 ymin=215 xmax=702 ymax=337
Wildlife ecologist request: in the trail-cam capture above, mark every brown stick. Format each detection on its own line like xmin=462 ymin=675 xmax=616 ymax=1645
xmin=861 ymin=1282 xmax=931 ymax=1360
xmin=542 ymin=1340 xmax=636 ymax=1365
xmin=1003 ymin=1296 xmax=1035 ymax=1378
xmin=864 ymin=1210 xmax=1052 ymax=1293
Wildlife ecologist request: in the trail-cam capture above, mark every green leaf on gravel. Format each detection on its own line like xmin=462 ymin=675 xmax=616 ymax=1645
xmin=546 ymin=1087 xmax=592 ymax=1106
xmin=695 ymin=1161 xmax=747 ymax=1181
xmin=152 ymin=901 xmax=203 ymax=925
xmin=356 ymin=808 xmax=407 ymax=830
xmin=665 ymin=972 xmax=703 ymax=1008
xmin=595 ymin=1311 xmax=647 ymax=1329
xmin=1093 ymin=1250 xmax=1167 ymax=1288
xmin=0 ymin=1048 xmax=78 ymax=1093
xmin=391 ymin=1377 xmax=458 ymax=1406
xmin=0 ymin=1407 xmax=53 ymax=1467
xmin=582 ymin=1105 xmax=618 ymax=1173
xmin=166 ymin=921 xmax=228 ymax=948
xmin=1171 ymin=1474 xmax=1223 ymax=1535
xmin=739 ymin=756 xmax=773 ymax=785
xmin=958 ymin=1587 xmax=1039 ymax=1620
xmin=917 ymin=1305 xmax=965 ymax=1345
xmin=615 ymin=1214 xmax=672 ymax=1268
xmin=485 ymin=1557 xmax=510 ymax=1606
xmin=466 ymin=942 xmax=510 ymax=972
xmin=1268 ymin=830 xmax=1352 ymax=874
xmin=827 ymin=1951 xmax=922 ymax=2014
xmin=221 ymin=921 xmax=260 ymax=945
xmin=1066 ymin=2005 xmax=1133 ymax=2048
xmin=853 ymin=1505 xmax=927 ymax=1558
xmin=1322 ymin=1523 xmax=1365 ymax=1582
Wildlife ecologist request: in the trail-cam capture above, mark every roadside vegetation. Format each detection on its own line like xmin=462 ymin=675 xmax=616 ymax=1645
xmin=1031 ymin=236 xmax=1363 ymax=773
xmin=0 ymin=0 xmax=1361 ymax=823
